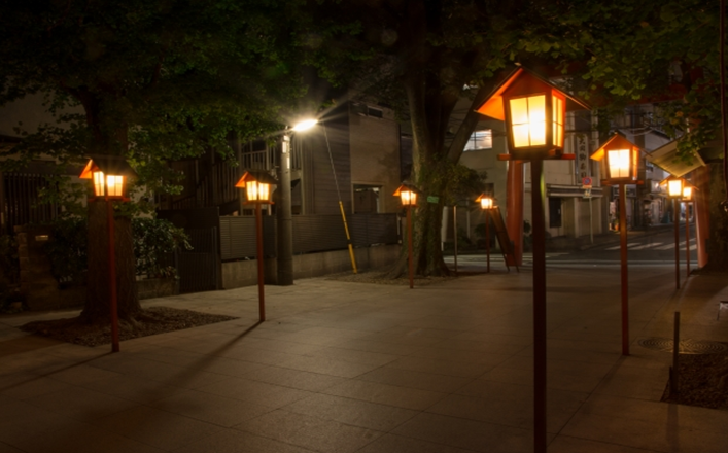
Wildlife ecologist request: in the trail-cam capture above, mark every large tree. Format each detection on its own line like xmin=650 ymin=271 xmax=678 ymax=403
xmin=305 ymin=0 xmax=728 ymax=274
xmin=0 ymin=0 xmax=310 ymax=321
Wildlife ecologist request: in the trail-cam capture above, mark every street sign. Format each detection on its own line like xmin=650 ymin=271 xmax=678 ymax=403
xmin=583 ymin=188 xmax=592 ymax=199
xmin=582 ymin=176 xmax=592 ymax=188
xmin=427 ymin=196 xmax=439 ymax=204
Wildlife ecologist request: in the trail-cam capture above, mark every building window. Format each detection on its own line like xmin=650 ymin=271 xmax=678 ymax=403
xmin=464 ymin=130 xmax=493 ymax=151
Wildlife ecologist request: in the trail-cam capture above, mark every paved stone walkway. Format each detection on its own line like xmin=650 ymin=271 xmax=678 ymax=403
xmin=1 ymin=263 xmax=727 ymax=452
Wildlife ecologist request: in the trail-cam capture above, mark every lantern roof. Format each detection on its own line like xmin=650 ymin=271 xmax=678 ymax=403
xmin=659 ymin=174 xmax=685 ymax=185
xmin=591 ymin=133 xmax=640 ymax=162
xmin=475 ymin=194 xmax=493 ymax=203
xmin=393 ymin=183 xmax=418 ymax=197
xmin=476 ymin=67 xmax=590 ymax=120
xmin=235 ymin=169 xmax=278 ymax=187
xmin=79 ymin=154 xmax=137 ymax=179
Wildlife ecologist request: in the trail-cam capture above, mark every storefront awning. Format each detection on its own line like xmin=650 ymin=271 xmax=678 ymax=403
xmin=644 ymin=140 xmax=705 ymax=177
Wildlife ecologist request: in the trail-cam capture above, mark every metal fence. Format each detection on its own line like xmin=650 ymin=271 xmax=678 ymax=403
xmin=219 ymin=213 xmax=398 ymax=261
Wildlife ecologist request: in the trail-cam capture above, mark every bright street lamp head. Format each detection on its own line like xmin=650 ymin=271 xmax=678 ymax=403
xmin=291 ymin=119 xmax=318 ymax=132
xmin=661 ymin=175 xmax=685 ymax=199
xmin=236 ymin=170 xmax=277 ymax=204
xmin=393 ymin=183 xmax=418 ymax=207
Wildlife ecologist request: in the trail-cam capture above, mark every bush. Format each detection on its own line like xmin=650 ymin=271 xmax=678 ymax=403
xmin=132 ymin=217 xmax=191 ymax=278
xmin=42 ymin=215 xmax=191 ymax=283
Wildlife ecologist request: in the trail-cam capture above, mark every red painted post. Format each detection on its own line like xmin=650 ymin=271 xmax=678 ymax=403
xmin=506 ymin=162 xmax=524 ymax=267
xmin=685 ymin=202 xmax=690 ymax=278
xmin=619 ymin=184 xmax=629 ymax=356
xmin=408 ymin=206 xmax=413 ymax=289
xmin=106 ymin=198 xmax=119 ymax=353
xmin=674 ymin=198 xmax=680 ymax=290
xmin=531 ymin=160 xmax=547 ymax=453
xmin=485 ymin=208 xmax=490 ymax=273
xmin=255 ymin=203 xmax=266 ymax=321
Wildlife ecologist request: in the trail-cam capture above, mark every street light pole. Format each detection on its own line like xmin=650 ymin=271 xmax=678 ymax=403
xmin=277 ymin=135 xmax=293 ymax=286
xmin=619 ymin=183 xmax=629 ymax=355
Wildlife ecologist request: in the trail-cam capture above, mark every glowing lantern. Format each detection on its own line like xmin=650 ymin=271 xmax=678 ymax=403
xmin=79 ymin=155 xmax=136 ymax=200
xmin=394 ymin=183 xmax=418 ymax=207
xmin=476 ymin=67 xmax=589 ymax=160
xmin=235 ymin=170 xmax=277 ymax=204
xmin=591 ymin=133 xmax=640 ymax=183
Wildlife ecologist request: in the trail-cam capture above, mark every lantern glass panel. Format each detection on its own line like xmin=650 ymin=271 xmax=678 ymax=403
xmin=93 ymin=171 xmax=105 ymax=197
xmin=246 ymin=180 xmax=270 ymax=202
xmin=106 ymin=175 xmax=124 ymax=197
xmin=668 ymin=179 xmax=683 ymax=198
xmin=608 ymin=148 xmax=631 ymax=179
xmin=510 ymin=95 xmax=546 ymax=147
xmin=552 ymin=94 xmax=564 ymax=147
xmin=401 ymin=190 xmax=416 ymax=206
xmin=480 ymin=197 xmax=493 ymax=209
xmin=683 ymin=186 xmax=692 ymax=201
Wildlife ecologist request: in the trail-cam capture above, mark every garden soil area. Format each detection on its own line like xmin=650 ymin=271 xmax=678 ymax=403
xmin=662 ymin=352 xmax=728 ymax=410
xmin=21 ymin=307 xmax=237 ymax=347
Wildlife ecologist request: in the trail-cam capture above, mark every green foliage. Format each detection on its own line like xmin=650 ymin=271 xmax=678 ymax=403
xmin=42 ymin=215 xmax=190 ymax=282
xmin=0 ymin=235 xmax=19 ymax=285
xmin=132 ymin=217 xmax=192 ymax=278
xmin=43 ymin=217 xmax=89 ymax=286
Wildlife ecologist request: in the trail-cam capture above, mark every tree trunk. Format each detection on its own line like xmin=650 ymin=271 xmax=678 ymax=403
xmin=81 ymin=201 xmax=140 ymax=321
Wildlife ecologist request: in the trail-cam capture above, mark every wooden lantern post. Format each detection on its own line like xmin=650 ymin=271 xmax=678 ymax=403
xmin=394 ymin=183 xmax=418 ymax=289
xmin=476 ymin=67 xmax=589 ymax=453
xmin=591 ymin=133 xmax=642 ymax=356
xmin=476 ymin=194 xmax=494 ymax=273
xmin=80 ymin=155 xmax=136 ymax=353
xmin=236 ymin=170 xmax=276 ymax=322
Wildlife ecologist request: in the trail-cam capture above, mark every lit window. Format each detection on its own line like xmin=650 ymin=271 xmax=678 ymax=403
xmin=464 ymin=130 xmax=493 ymax=151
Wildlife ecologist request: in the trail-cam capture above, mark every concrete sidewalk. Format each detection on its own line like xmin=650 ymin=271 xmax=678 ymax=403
xmin=1 ymin=264 xmax=727 ymax=452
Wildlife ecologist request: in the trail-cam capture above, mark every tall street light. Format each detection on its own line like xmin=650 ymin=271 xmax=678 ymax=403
xmin=80 ymin=155 xmax=136 ymax=353
xmin=236 ymin=170 xmax=276 ymax=322
xmin=476 ymin=67 xmax=589 ymax=453
xmin=663 ymin=175 xmax=685 ymax=290
xmin=394 ymin=183 xmax=418 ymax=289
xmin=591 ymin=133 xmax=642 ymax=356
xmin=476 ymin=194 xmax=494 ymax=273
xmin=277 ymin=119 xmax=317 ymax=286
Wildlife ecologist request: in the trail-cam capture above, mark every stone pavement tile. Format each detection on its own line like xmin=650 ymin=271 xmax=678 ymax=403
xmin=149 ymin=389 xmax=276 ymax=427
xmin=294 ymin=326 xmax=377 ymax=340
xmin=22 ymin=385 xmax=138 ymax=423
xmin=47 ymin=364 xmax=122 ymax=385
xmin=213 ymin=345 xmax=303 ymax=366
xmin=480 ymin=366 xmax=605 ymax=393
xmin=0 ymin=350 xmax=75 ymax=376
xmin=0 ymin=398 xmax=92 ymax=441
xmin=241 ymin=366 xmax=345 ymax=392
xmin=0 ymin=373 xmax=73 ymax=399
xmin=517 ymin=345 xmax=623 ymax=365
xmin=391 ymin=412 xmax=537 ymax=453
xmin=383 ymin=355 xmax=494 ymax=378
xmin=277 ymin=354 xmax=383 ymax=378
xmin=561 ymin=410 xmax=728 ymax=453
xmin=333 ymin=338 xmax=426 ymax=356
xmin=133 ymin=346 xmax=209 ymax=366
xmin=0 ymin=442 xmax=24 ymax=453
xmin=377 ymin=325 xmax=467 ymax=339
xmin=592 ymin=363 xmax=669 ymax=400
xmin=433 ymin=380 xmax=587 ymax=432
xmin=355 ymin=433 xmax=479 ymax=453
xmin=432 ymin=337 xmax=531 ymax=356
xmin=357 ymin=332 xmax=445 ymax=347
xmin=195 ymin=376 xmax=314 ymax=408
xmin=195 ymin=356 xmax=269 ymax=378
xmin=357 ymin=367 xmax=471 ymax=393
xmin=322 ymin=379 xmax=447 ymax=411
xmin=0 ymin=335 xmax=65 ymax=358
xmin=232 ymin=337 xmax=324 ymax=355
xmin=304 ymin=346 xmax=401 ymax=367
xmin=549 ymin=436 xmax=656 ymax=452
xmin=409 ymin=346 xmax=513 ymax=366
xmin=495 ymin=354 xmax=616 ymax=377
xmin=234 ymin=409 xmax=383 ymax=453
xmin=95 ymin=405 xmax=222 ymax=451
xmin=452 ymin=331 xmax=535 ymax=346
xmin=80 ymin=373 xmax=187 ymax=404
xmin=174 ymin=428 xmax=316 ymax=453
xmin=25 ymin=422 xmax=163 ymax=453
xmin=283 ymin=393 xmax=418 ymax=431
